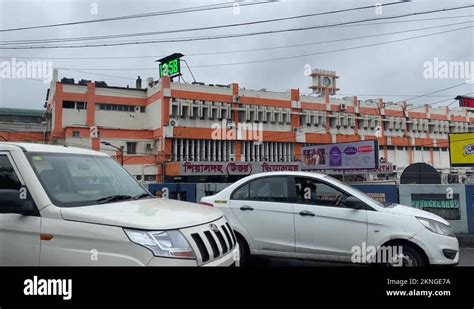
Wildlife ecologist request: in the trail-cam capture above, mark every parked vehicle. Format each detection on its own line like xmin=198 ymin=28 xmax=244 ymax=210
xmin=201 ymin=171 xmax=459 ymax=266
xmin=0 ymin=143 xmax=239 ymax=266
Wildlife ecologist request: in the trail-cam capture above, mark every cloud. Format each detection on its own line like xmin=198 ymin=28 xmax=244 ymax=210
xmin=0 ymin=0 xmax=473 ymax=109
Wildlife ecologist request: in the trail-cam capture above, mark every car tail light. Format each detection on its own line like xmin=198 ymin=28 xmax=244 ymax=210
xmin=199 ymin=201 xmax=214 ymax=207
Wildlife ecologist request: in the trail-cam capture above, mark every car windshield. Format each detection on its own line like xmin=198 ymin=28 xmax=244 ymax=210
xmin=323 ymin=175 xmax=386 ymax=208
xmin=26 ymin=152 xmax=151 ymax=207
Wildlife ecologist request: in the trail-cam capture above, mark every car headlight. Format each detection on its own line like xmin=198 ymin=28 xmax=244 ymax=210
xmin=416 ymin=217 xmax=455 ymax=237
xmin=124 ymin=229 xmax=195 ymax=259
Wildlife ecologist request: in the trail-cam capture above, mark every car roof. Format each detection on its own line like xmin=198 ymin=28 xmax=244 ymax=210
xmin=0 ymin=142 xmax=108 ymax=156
xmin=238 ymin=171 xmax=328 ymax=180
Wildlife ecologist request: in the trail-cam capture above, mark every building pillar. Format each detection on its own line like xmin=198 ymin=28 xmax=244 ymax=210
xmin=86 ymin=82 xmax=96 ymax=127
xmin=51 ymin=82 xmax=64 ymax=140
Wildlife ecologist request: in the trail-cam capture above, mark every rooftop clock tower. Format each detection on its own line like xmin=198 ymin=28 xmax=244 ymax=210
xmin=309 ymin=69 xmax=339 ymax=95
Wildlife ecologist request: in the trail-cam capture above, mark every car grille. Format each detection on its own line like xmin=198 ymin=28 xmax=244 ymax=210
xmin=189 ymin=219 xmax=237 ymax=264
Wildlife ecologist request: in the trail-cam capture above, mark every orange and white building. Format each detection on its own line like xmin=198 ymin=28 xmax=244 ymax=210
xmin=44 ymin=70 xmax=474 ymax=183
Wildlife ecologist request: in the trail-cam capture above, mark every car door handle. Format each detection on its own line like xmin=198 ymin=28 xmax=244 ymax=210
xmin=299 ymin=210 xmax=315 ymax=217
xmin=240 ymin=205 xmax=254 ymax=211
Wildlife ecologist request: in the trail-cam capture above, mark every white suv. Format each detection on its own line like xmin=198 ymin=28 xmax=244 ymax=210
xmin=201 ymin=171 xmax=459 ymax=266
xmin=0 ymin=143 xmax=239 ymax=266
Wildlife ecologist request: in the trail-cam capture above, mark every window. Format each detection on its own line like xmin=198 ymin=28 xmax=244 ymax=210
xmin=231 ymin=183 xmax=249 ymax=200
xmin=0 ymin=155 xmax=21 ymax=190
xmin=0 ymin=155 xmax=25 ymax=211
xmin=140 ymin=106 xmax=146 ymax=113
xmin=76 ymin=102 xmax=86 ymax=110
xmin=99 ymin=104 xmax=106 ymax=110
xmin=117 ymin=105 xmax=123 ymax=112
xmin=62 ymin=101 xmax=75 ymax=109
xmin=294 ymin=177 xmax=349 ymax=207
xmin=26 ymin=153 xmax=149 ymax=208
xmin=231 ymin=176 xmax=288 ymax=202
xmin=126 ymin=142 xmax=137 ymax=155
xmin=72 ymin=130 xmax=80 ymax=137
xmin=249 ymin=177 xmax=288 ymax=202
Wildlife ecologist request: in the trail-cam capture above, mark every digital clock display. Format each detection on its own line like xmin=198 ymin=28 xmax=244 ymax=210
xmin=159 ymin=58 xmax=180 ymax=78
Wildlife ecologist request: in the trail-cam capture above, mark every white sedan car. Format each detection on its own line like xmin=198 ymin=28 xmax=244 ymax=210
xmin=201 ymin=171 xmax=459 ymax=266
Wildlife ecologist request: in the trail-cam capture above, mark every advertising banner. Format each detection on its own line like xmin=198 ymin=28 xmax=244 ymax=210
xmin=449 ymin=133 xmax=474 ymax=167
xmin=301 ymin=140 xmax=379 ymax=170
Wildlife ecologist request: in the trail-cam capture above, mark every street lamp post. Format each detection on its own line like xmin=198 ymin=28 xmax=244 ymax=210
xmin=101 ymin=141 xmax=124 ymax=166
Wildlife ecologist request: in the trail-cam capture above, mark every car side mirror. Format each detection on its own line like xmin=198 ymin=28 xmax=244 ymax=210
xmin=345 ymin=196 xmax=365 ymax=210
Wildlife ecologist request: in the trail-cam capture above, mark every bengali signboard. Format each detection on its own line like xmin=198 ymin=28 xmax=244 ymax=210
xmin=179 ymin=161 xmax=300 ymax=176
xmin=301 ymin=140 xmax=379 ymax=170
xmin=449 ymin=133 xmax=474 ymax=167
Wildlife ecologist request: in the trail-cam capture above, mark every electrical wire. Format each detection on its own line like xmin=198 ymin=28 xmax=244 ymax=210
xmin=3 ymin=19 xmax=473 ymax=61
xmin=2 ymin=4 xmax=472 ymax=49
xmin=0 ymin=1 xmax=271 ymax=33
xmin=0 ymin=1 xmax=410 ymax=45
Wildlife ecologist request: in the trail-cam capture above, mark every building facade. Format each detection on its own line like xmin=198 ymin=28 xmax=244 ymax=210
xmin=0 ymin=108 xmax=46 ymax=143
xmin=44 ymin=73 xmax=474 ymax=183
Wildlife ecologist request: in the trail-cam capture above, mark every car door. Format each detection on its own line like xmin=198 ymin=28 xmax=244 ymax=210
xmin=229 ymin=175 xmax=295 ymax=253
xmin=0 ymin=152 xmax=41 ymax=266
xmin=292 ymin=176 xmax=368 ymax=259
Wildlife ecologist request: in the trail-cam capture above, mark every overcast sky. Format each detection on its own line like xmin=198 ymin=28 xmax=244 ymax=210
xmin=0 ymin=0 xmax=473 ymax=110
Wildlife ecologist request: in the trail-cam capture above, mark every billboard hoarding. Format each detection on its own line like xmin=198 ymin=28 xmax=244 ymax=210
xmin=301 ymin=140 xmax=379 ymax=170
xmin=449 ymin=133 xmax=474 ymax=167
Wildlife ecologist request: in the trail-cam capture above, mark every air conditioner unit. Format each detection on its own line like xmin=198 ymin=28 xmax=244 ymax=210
xmin=340 ymin=103 xmax=347 ymax=111
xmin=169 ymin=118 xmax=178 ymax=127
xmin=146 ymin=143 xmax=153 ymax=150
xmin=228 ymin=154 xmax=236 ymax=161
xmin=134 ymin=106 xmax=141 ymax=113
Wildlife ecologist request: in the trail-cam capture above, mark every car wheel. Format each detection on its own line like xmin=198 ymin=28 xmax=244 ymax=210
xmin=383 ymin=244 xmax=426 ymax=267
xmin=236 ymin=234 xmax=250 ymax=266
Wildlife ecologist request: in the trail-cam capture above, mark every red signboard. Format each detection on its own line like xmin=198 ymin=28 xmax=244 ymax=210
xmin=458 ymin=97 xmax=474 ymax=108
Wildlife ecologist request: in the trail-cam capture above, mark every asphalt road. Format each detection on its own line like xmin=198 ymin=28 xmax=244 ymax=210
xmin=246 ymin=246 xmax=474 ymax=266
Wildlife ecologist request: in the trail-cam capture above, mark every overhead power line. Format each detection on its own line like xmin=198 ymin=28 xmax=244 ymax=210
xmin=55 ymin=24 xmax=474 ymax=71
xmin=3 ymin=3 xmax=472 ymax=49
xmin=0 ymin=1 xmax=270 ymax=33
xmin=2 ymin=13 xmax=474 ymax=59
xmin=0 ymin=1 xmax=409 ymax=45
xmin=2 ymin=19 xmax=473 ymax=60
xmin=0 ymin=1 xmax=410 ymax=46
